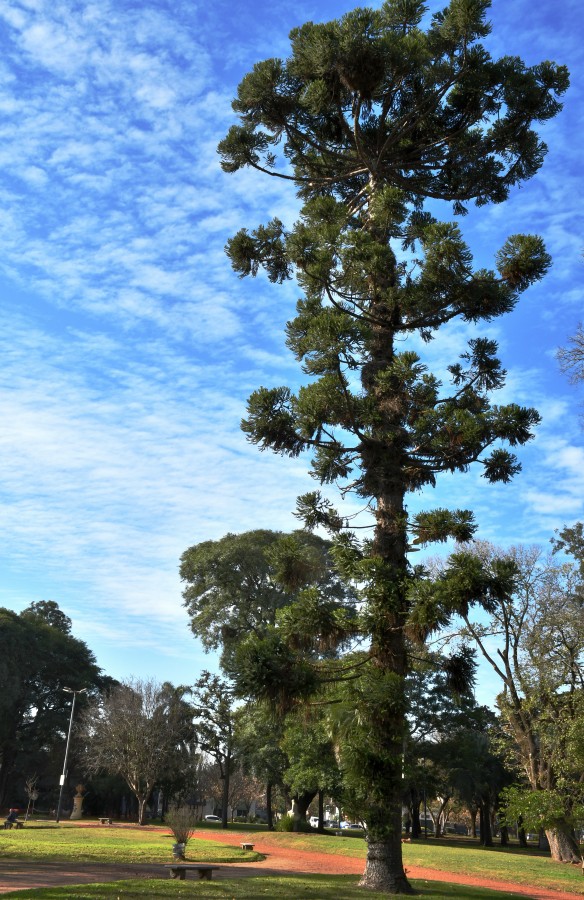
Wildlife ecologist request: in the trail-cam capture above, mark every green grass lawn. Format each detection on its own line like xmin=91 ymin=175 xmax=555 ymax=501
xmin=2 ymin=823 xmax=584 ymax=898
xmin=0 ymin=822 xmax=260 ymax=864
xmin=2 ymin=875 xmax=528 ymax=900
xmin=226 ymin=830 xmax=584 ymax=896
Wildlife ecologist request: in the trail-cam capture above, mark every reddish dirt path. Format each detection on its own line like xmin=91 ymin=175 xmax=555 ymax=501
xmin=0 ymin=826 xmax=582 ymax=898
xmin=193 ymin=830 xmax=584 ymax=900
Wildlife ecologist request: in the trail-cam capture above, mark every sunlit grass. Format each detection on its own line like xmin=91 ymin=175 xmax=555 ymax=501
xmin=2 ymin=822 xmax=584 ymax=896
xmin=0 ymin=822 xmax=259 ymax=864
xmin=3 ymin=874 xmax=527 ymax=899
xmin=219 ymin=830 xmax=584 ymax=895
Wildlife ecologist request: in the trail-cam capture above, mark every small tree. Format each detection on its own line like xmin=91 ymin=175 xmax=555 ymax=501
xmin=436 ymin=540 xmax=584 ymax=861
xmin=165 ymin=805 xmax=199 ymax=856
xmin=191 ymin=673 xmax=236 ymax=829
xmin=82 ymin=679 xmax=194 ymax=825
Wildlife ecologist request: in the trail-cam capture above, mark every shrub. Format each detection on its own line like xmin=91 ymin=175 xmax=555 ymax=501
xmin=275 ymin=814 xmax=313 ymax=832
xmin=165 ymin=805 xmax=199 ymax=848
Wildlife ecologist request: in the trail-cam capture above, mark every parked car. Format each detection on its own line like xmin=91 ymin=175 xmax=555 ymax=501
xmin=204 ymin=814 xmax=221 ymax=822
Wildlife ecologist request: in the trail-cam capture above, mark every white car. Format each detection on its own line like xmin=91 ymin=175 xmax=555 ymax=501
xmin=204 ymin=814 xmax=221 ymax=822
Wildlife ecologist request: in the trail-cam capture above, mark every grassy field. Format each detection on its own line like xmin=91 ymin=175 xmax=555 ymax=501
xmin=2 ymin=822 xmax=583 ymax=898
xmin=2 ymin=875 xmax=528 ymax=900
xmin=0 ymin=822 xmax=260 ymax=863
xmin=253 ymin=830 xmax=584 ymax=895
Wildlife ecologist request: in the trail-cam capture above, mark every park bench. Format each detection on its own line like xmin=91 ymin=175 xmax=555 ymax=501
xmin=163 ymin=864 xmax=220 ymax=881
xmin=240 ymin=842 xmax=255 ymax=851
xmin=98 ymin=817 xmax=112 ymax=825
xmin=3 ymin=821 xmax=24 ymax=830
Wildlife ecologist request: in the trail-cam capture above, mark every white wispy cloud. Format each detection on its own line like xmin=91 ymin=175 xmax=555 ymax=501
xmin=0 ymin=0 xmax=582 ymax=694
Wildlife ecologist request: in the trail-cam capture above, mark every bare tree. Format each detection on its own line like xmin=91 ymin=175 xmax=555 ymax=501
xmin=81 ymin=679 xmax=194 ymax=825
xmin=227 ymin=765 xmax=264 ymax=820
xmin=439 ymin=542 xmax=584 ymax=862
xmin=557 ymin=323 xmax=584 ymax=384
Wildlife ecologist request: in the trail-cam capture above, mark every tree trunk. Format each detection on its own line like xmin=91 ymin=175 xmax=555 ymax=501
xmin=470 ymin=807 xmax=478 ymax=838
xmin=0 ymin=746 xmax=18 ymax=808
xmin=289 ymin=791 xmax=315 ymax=830
xmin=499 ymin=824 xmax=509 ymax=846
xmin=266 ymin=782 xmax=273 ymax=831
xmin=546 ymin=826 xmax=581 ymax=863
xmin=137 ymin=796 xmax=148 ymax=826
xmin=479 ymin=803 xmax=493 ymax=847
xmin=318 ymin=790 xmax=324 ymax=832
xmin=434 ymin=797 xmax=450 ymax=838
xmin=410 ymin=795 xmax=421 ymax=838
xmin=221 ymin=753 xmax=230 ymax=829
xmin=359 ymin=799 xmax=412 ymax=893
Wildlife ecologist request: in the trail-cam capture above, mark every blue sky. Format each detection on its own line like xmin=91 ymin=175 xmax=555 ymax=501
xmin=0 ymin=0 xmax=582 ymax=706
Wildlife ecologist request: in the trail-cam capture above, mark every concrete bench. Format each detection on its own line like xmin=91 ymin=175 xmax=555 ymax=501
xmin=164 ymin=864 xmax=220 ymax=880
xmin=240 ymin=842 xmax=255 ymax=851
xmin=98 ymin=817 xmax=112 ymax=825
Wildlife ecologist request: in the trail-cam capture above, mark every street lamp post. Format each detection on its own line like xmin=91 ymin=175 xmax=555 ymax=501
xmin=55 ymin=688 xmax=87 ymax=823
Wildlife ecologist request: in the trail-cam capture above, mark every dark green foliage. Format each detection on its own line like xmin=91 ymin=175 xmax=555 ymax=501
xmin=0 ymin=604 xmax=103 ymax=807
xmin=181 ymin=529 xmax=356 ymax=677
xmin=219 ymin=0 xmax=566 ymax=890
xmin=20 ymin=600 xmax=72 ymax=634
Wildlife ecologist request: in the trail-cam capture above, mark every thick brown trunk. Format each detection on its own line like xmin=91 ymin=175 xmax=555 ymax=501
xmin=358 ymin=282 xmax=412 ymax=891
xmin=360 ymin=841 xmax=413 ymax=893
xmin=546 ymin=826 xmax=581 ymax=863
xmin=290 ymin=790 xmax=316 ymax=830
xmin=360 ymin=800 xmax=413 ymax=893
xmin=359 ymin=629 xmax=410 ymax=890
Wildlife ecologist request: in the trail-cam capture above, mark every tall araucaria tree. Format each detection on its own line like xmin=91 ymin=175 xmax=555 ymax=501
xmin=218 ymin=0 xmax=567 ymax=892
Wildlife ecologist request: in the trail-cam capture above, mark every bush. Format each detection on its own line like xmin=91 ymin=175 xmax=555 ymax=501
xmin=275 ymin=814 xmax=313 ymax=832
xmin=165 ymin=805 xmax=199 ymax=847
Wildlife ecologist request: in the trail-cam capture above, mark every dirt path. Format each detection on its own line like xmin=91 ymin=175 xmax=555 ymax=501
xmin=0 ymin=828 xmax=582 ymax=899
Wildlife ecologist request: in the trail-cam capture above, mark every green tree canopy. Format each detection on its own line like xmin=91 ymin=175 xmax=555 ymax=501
xmin=181 ymin=529 xmax=356 ymax=675
xmin=219 ymin=0 xmax=567 ymax=891
xmin=0 ymin=603 xmax=103 ymax=807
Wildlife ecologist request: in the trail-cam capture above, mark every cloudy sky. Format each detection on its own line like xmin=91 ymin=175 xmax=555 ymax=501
xmin=0 ymin=0 xmax=582 ymax=705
